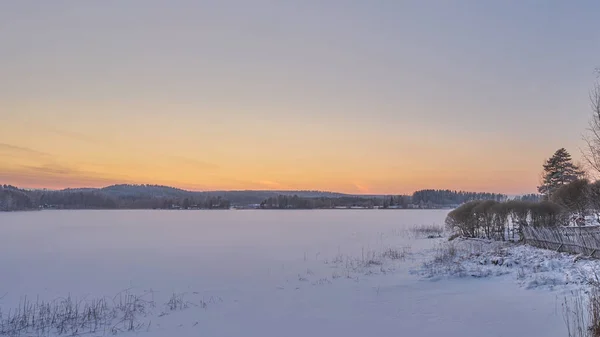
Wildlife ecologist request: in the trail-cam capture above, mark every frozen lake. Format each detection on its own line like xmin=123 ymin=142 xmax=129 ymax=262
xmin=0 ymin=210 xmax=567 ymax=337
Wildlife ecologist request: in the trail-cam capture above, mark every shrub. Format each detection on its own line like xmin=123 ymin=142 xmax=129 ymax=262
xmin=529 ymin=201 xmax=565 ymax=227
xmin=445 ymin=198 xmax=572 ymax=242
xmin=491 ymin=202 xmax=510 ymax=241
xmin=506 ymin=200 xmax=531 ymax=240
xmin=551 ymin=179 xmax=590 ymax=217
xmin=473 ymin=200 xmax=498 ymax=240
xmin=445 ymin=201 xmax=482 ymax=238
xmin=448 ymin=233 xmax=461 ymax=241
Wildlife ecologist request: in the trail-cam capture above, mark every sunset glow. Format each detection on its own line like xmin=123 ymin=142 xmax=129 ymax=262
xmin=1 ymin=1 xmax=597 ymax=194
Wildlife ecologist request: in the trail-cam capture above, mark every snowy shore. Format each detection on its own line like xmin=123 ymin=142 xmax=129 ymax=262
xmin=415 ymin=237 xmax=600 ymax=291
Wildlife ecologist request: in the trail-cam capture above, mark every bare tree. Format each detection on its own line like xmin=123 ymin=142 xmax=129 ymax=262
xmin=589 ymin=180 xmax=600 ymax=220
xmin=583 ymin=77 xmax=600 ymax=177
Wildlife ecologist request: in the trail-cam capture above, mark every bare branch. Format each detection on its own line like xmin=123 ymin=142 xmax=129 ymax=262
xmin=581 ymin=80 xmax=600 ymax=178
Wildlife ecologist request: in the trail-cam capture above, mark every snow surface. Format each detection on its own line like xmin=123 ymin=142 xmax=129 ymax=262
xmin=0 ymin=210 xmax=581 ymax=336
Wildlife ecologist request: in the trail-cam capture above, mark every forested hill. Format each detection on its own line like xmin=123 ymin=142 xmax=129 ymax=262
xmin=0 ymin=184 xmax=516 ymax=211
xmin=0 ymin=184 xmax=362 ymax=211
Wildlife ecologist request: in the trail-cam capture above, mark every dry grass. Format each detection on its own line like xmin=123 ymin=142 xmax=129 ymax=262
xmin=0 ymin=289 xmax=155 ymax=336
xmin=433 ymin=242 xmax=458 ymax=264
xmin=0 ymin=289 xmax=215 ymax=336
xmin=324 ymin=246 xmax=412 ymax=280
xmin=563 ymin=287 xmax=600 ymax=337
xmin=591 ymin=288 xmax=600 ymax=337
xmin=166 ymin=292 xmax=197 ymax=311
xmin=381 ymin=247 xmax=411 ymax=261
xmin=419 ymin=241 xmax=469 ymax=278
xmin=411 ymin=224 xmax=444 ymax=238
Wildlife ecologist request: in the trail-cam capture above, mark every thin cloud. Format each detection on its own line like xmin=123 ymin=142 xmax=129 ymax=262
xmin=0 ymin=165 xmax=131 ymax=189
xmin=20 ymin=164 xmax=75 ymax=175
xmin=0 ymin=171 xmax=124 ymax=189
xmin=169 ymin=155 xmax=220 ymax=170
xmin=258 ymin=180 xmax=287 ymax=189
xmin=353 ymin=182 xmax=370 ymax=194
xmin=47 ymin=128 xmax=106 ymax=145
xmin=0 ymin=143 xmax=50 ymax=157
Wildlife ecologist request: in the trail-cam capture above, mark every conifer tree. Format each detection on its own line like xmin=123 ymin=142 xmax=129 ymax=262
xmin=538 ymin=148 xmax=584 ymax=197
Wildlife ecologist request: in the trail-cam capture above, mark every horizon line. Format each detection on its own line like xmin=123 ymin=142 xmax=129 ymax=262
xmin=1 ymin=182 xmax=531 ymax=197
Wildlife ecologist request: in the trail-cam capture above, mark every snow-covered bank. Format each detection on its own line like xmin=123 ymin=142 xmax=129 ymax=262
xmin=415 ymin=237 xmax=600 ymax=292
xmin=0 ymin=210 xmax=573 ymax=337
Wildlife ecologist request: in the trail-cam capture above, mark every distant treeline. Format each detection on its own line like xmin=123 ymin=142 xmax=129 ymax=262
xmin=0 ymin=184 xmax=230 ymax=211
xmin=516 ymin=193 xmax=543 ymax=203
xmin=0 ymin=184 xmax=532 ymax=211
xmin=411 ymin=190 xmax=508 ymax=208
xmin=259 ymin=195 xmax=411 ymax=209
xmin=258 ymin=190 xmax=523 ymax=210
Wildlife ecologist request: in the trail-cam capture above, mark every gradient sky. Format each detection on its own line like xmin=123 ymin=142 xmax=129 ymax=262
xmin=1 ymin=1 xmax=600 ymax=194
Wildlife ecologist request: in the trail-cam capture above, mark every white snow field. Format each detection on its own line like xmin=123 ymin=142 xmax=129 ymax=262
xmin=0 ymin=210 xmax=575 ymax=336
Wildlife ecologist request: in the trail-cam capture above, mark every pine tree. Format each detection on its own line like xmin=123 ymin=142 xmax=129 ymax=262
xmin=538 ymin=148 xmax=584 ymax=197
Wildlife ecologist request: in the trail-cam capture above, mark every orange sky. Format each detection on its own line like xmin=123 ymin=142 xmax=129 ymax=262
xmin=1 ymin=2 xmax=596 ymax=195
xmin=0 ymin=106 xmax=556 ymax=194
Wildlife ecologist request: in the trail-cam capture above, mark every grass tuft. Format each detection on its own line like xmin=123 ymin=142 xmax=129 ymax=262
xmin=411 ymin=224 xmax=444 ymax=238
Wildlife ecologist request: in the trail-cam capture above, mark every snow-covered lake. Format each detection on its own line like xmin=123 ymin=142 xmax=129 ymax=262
xmin=0 ymin=210 xmax=567 ymax=337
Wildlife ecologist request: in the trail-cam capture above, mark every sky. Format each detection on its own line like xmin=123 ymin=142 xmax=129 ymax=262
xmin=1 ymin=1 xmax=600 ymax=195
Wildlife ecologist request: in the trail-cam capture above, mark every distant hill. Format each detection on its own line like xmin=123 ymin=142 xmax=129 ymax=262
xmin=94 ymin=185 xmax=358 ymax=205
xmin=1 ymin=183 xmax=509 ymax=211
xmin=100 ymin=184 xmax=195 ymax=198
